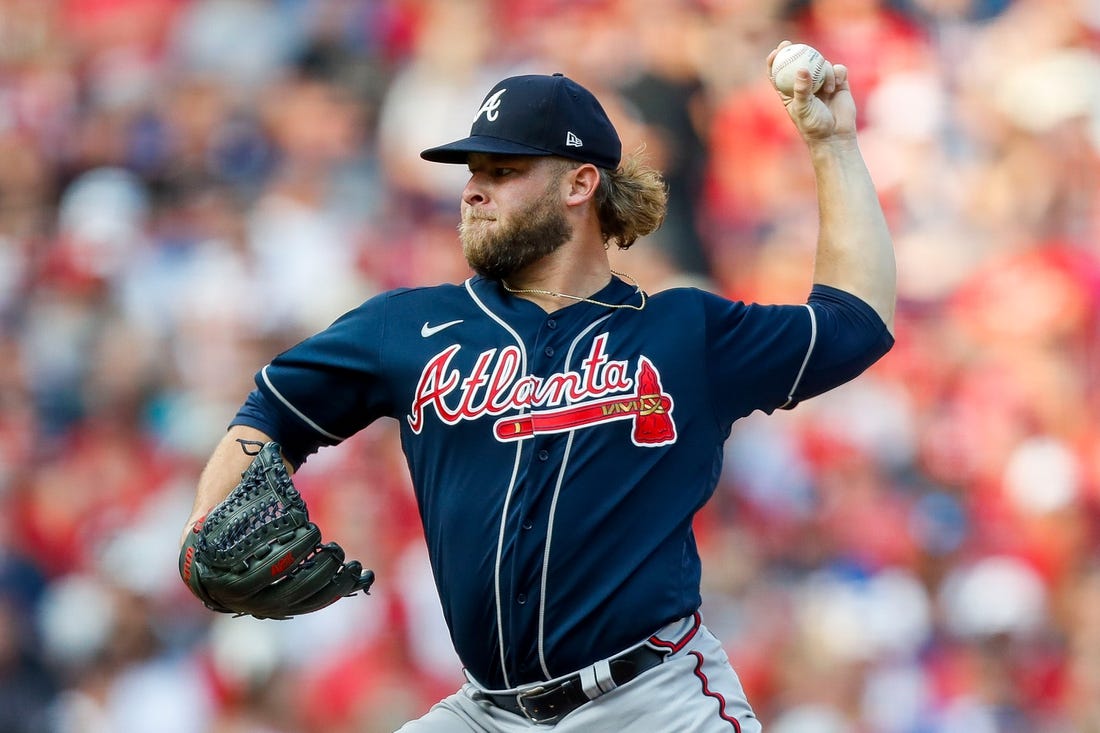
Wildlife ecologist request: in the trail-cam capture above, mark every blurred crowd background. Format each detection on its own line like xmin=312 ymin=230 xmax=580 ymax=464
xmin=1 ymin=0 xmax=1099 ymax=731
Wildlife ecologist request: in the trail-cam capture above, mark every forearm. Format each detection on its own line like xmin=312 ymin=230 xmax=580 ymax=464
xmin=808 ymin=136 xmax=896 ymax=334
xmin=179 ymin=424 xmax=278 ymax=546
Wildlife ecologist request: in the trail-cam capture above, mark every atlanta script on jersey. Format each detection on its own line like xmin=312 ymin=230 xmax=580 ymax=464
xmin=407 ymin=334 xmax=677 ymax=447
xmin=232 ymin=275 xmax=893 ymax=689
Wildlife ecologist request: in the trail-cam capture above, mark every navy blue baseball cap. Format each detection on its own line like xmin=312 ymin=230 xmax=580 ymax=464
xmin=420 ymin=73 xmax=622 ymax=170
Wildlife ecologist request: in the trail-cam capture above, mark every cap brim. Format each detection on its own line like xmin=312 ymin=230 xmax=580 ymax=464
xmin=420 ymin=135 xmax=554 ymax=164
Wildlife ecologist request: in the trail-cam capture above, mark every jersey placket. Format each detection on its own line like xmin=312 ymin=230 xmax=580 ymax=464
xmin=498 ymin=313 xmax=572 ymax=684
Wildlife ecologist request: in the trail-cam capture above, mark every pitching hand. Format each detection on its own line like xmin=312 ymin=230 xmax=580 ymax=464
xmin=767 ymin=41 xmax=856 ymax=143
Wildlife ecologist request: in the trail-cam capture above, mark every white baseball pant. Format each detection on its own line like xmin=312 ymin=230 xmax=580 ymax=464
xmin=395 ymin=614 xmax=762 ymax=733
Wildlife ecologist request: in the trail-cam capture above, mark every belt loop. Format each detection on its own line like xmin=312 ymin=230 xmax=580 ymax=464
xmin=579 ymin=657 xmax=617 ymax=701
xmin=579 ymin=665 xmax=601 ymax=700
xmin=594 ymin=658 xmax=616 ymax=694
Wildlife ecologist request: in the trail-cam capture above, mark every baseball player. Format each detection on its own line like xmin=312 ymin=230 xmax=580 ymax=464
xmin=181 ymin=42 xmax=895 ymax=732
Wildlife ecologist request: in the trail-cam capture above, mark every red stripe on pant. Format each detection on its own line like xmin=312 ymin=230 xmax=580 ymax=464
xmin=690 ymin=651 xmax=742 ymax=731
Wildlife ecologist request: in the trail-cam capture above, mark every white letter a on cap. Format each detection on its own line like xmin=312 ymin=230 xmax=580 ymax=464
xmin=475 ymin=89 xmax=507 ymax=122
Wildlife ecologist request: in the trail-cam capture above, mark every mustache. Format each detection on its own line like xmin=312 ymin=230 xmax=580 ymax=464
xmin=458 ymin=211 xmax=496 ymax=236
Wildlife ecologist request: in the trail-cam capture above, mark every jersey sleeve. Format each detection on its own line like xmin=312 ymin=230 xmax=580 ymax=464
xmin=230 ymin=292 xmax=396 ymax=467
xmin=703 ymin=284 xmax=893 ymax=422
xmin=793 ymin=284 xmax=895 ymax=403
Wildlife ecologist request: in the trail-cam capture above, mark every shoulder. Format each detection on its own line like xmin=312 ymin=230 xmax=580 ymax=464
xmin=379 ymin=281 xmax=472 ymax=304
xmin=648 ymin=287 xmax=819 ymax=338
xmin=647 ymin=285 xmax=745 ymax=315
xmin=336 ymin=281 xmax=475 ymax=318
xmin=330 ymin=279 xmax=497 ymax=338
xmin=647 ymin=285 xmax=710 ymax=304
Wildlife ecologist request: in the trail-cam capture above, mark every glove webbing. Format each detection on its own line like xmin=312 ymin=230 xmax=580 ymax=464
xmin=202 ymin=446 xmax=307 ymax=567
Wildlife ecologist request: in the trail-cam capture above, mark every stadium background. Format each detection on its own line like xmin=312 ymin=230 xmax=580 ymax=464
xmin=1 ymin=0 xmax=1099 ymax=731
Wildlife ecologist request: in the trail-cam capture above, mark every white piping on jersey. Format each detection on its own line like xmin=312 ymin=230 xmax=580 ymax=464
xmin=779 ymin=303 xmax=817 ymax=409
xmin=466 ymin=279 xmax=528 ymax=689
xmin=260 ymin=364 xmax=347 ymax=442
xmin=537 ymin=314 xmax=614 ymax=679
xmin=495 ymin=430 xmax=528 ymax=689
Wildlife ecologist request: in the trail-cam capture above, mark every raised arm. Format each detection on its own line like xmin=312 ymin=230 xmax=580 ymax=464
xmin=769 ymin=42 xmax=897 ymax=334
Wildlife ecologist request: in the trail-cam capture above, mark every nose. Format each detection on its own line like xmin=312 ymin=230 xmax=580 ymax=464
xmin=462 ymin=175 xmax=487 ymax=207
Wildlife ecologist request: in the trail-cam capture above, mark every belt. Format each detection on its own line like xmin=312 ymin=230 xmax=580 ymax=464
xmin=473 ymin=644 xmax=667 ymax=724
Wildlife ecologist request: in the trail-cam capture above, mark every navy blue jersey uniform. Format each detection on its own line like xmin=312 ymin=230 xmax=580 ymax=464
xmin=232 ymin=274 xmax=892 ymax=690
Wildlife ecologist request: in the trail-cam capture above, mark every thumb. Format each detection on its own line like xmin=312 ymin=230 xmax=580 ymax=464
xmin=785 ymin=68 xmax=819 ymax=120
xmin=792 ymin=68 xmax=817 ymax=104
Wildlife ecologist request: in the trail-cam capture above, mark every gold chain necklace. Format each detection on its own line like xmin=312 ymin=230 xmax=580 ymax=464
xmin=501 ymin=270 xmax=647 ymax=311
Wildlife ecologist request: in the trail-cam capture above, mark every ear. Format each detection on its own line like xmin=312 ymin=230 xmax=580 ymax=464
xmin=563 ymin=163 xmax=601 ymax=207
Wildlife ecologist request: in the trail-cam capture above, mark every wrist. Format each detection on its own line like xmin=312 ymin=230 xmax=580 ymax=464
xmin=805 ymin=133 xmax=860 ymax=156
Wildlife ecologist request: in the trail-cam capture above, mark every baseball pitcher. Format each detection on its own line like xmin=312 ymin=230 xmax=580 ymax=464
xmin=179 ymin=42 xmax=896 ymax=732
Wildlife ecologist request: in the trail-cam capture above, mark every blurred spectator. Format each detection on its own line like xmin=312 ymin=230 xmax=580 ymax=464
xmin=0 ymin=540 xmax=55 ymax=733
xmin=615 ymin=0 xmax=713 ymax=277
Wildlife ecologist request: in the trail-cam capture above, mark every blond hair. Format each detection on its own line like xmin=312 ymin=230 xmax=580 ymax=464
xmin=595 ymin=151 xmax=668 ymax=249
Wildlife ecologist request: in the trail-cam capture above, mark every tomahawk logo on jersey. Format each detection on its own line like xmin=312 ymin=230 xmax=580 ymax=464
xmin=406 ymin=333 xmax=677 ymax=447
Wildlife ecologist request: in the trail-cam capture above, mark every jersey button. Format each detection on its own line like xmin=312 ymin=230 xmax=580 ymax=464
xmin=546 ymin=319 xmax=557 ymax=329
xmin=522 ymin=519 xmax=533 ymax=530
xmin=537 ymin=450 xmax=549 ymax=461
xmin=544 ymin=346 xmax=554 ymax=357
xmin=516 ymin=593 xmax=527 ymax=605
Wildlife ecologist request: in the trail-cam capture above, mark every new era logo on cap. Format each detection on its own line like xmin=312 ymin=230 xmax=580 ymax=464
xmin=420 ymin=73 xmax=621 ymax=169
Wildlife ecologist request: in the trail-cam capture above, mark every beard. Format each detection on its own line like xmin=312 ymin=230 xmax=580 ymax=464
xmin=459 ymin=190 xmax=573 ymax=281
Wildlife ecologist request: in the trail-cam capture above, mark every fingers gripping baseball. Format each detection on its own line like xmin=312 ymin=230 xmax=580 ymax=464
xmin=768 ymin=42 xmax=856 ymax=142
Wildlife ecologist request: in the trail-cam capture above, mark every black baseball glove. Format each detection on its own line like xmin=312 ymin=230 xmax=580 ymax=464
xmin=179 ymin=441 xmax=374 ymax=619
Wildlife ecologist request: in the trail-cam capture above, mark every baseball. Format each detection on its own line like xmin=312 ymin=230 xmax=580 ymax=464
xmin=770 ymin=43 xmax=828 ymax=96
